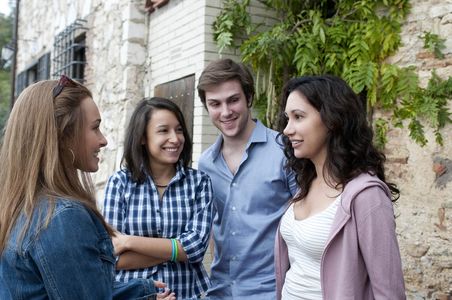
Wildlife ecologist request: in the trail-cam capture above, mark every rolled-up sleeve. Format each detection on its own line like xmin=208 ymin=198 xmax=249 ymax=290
xmin=103 ymin=172 xmax=126 ymax=232
xmin=178 ymin=174 xmax=213 ymax=263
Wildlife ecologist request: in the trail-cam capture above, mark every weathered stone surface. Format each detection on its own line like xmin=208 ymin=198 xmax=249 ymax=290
xmin=406 ymin=243 xmax=430 ymax=258
xmin=13 ymin=0 xmax=452 ymax=297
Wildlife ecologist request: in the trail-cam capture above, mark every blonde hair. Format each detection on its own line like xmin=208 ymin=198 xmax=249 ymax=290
xmin=0 ymin=80 xmax=113 ymax=253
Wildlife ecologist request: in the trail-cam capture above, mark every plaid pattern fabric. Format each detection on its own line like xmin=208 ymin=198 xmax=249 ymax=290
xmin=103 ymin=163 xmax=213 ymax=299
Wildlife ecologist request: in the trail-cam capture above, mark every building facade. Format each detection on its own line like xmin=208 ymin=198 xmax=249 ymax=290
xmin=13 ymin=0 xmax=452 ymax=298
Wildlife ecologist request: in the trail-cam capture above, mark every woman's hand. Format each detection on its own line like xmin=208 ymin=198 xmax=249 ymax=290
xmin=153 ymin=281 xmax=176 ymax=300
xmin=156 ymin=288 xmax=176 ymax=300
xmin=112 ymin=231 xmax=129 ymax=255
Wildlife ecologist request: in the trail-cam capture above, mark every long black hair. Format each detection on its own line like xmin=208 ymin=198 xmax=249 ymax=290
xmin=122 ymin=97 xmax=192 ymax=183
xmin=278 ymin=75 xmax=399 ymax=202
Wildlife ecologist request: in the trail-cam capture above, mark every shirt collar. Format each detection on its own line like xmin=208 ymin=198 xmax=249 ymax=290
xmin=174 ymin=160 xmax=187 ymax=179
xmin=141 ymin=160 xmax=186 ymax=182
xmin=210 ymin=119 xmax=268 ymax=161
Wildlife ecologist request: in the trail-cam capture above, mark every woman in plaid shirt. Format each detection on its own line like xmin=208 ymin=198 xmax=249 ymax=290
xmin=103 ymin=97 xmax=213 ymax=300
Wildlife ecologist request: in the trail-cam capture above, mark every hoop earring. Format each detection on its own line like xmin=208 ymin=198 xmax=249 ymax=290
xmin=68 ymin=148 xmax=75 ymax=164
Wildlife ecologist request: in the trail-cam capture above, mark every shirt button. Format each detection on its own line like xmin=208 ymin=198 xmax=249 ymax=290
xmin=232 ymin=182 xmax=237 ymax=187
xmin=231 ymin=231 xmax=236 ymax=236
xmin=232 ymin=280 xmax=236 ymax=284
xmin=231 ymin=256 xmax=236 ymax=261
xmin=231 ymin=206 xmax=236 ymax=211
xmin=156 ymin=209 xmax=160 ymax=213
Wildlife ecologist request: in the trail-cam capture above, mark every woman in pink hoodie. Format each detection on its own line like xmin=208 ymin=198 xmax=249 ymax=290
xmin=275 ymin=75 xmax=405 ymax=300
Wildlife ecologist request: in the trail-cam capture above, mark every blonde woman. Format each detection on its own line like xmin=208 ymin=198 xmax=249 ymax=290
xmin=0 ymin=76 xmax=167 ymax=299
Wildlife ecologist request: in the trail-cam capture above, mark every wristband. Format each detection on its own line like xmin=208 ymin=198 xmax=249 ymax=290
xmin=170 ymin=239 xmax=176 ymax=262
xmin=174 ymin=239 xmax=178 ymax=262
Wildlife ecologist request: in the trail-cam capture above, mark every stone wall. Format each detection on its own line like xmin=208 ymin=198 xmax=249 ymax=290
xmin=385 ymin=0 xmax=452 ymax=298
xmin=14 ymin=0 xmax=452 ymax=297
xmin=15 ymin=0 xmax=148 ymax=202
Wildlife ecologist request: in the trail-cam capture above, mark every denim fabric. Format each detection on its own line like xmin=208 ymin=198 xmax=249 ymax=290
xmin=0 ymin=197 xmax=156 ymax=300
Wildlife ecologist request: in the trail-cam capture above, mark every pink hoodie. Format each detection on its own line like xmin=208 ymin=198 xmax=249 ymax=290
xmin=275 ymin=173 xmax=406 ymax=299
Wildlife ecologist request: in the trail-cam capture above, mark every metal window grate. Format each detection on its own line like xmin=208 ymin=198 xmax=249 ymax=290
xmin=52 ymin=19 xmax=87 ymax=83
xmin=15 ymin=71 xmax=27 ymax=97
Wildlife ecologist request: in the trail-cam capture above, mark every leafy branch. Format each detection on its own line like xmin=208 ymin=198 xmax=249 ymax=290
xmin=213 ymin=0 xmax=451 ymax=148
xmin=420 ymin=31 xmax=446 ymax=59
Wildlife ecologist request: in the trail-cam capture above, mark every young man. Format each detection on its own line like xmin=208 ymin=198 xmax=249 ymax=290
xmin=197 ymin=59 xmax=297 ymax=299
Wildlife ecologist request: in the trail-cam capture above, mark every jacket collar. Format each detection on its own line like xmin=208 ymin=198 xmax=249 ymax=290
xmin=338 ymin=173 xmax=390 ymax=215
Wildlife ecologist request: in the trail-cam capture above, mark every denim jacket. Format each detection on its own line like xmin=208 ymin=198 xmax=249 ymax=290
xmin=0 ymin=197 xmax=156 ymax=300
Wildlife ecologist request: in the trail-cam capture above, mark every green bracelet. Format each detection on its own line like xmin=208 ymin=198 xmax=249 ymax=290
xmin=171 ymin=239 xmax=178 ymax=262
xmin=170 ymin=239 xmax=176 ymax=262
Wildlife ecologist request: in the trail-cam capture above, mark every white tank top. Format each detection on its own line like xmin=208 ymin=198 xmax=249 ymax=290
xmin=280 ymin=195 xmax=341 ymax=300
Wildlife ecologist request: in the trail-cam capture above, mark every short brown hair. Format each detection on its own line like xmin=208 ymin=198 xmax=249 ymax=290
xmin=197 ymin=58 xmax=255 ymax=108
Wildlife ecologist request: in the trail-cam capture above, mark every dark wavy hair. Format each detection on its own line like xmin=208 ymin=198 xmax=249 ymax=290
xmin=122 ymin=97 xmax=192 ymax=183
xmin=278 ymin=75 xmax=399 ymax=202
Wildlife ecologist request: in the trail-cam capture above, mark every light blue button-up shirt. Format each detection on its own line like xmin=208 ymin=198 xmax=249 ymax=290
xmin=199 ymin=120 xmax=298 ymax=299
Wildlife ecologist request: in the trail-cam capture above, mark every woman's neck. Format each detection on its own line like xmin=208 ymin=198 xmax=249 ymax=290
xmin=312 ymin=158 xmax=340 ymax=192
xmin=149 ymin=163 xmax=176 ymax=186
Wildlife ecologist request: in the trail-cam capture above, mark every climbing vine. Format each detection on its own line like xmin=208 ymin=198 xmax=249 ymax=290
xmin=213 ymin=0 xmax=452 ymax=148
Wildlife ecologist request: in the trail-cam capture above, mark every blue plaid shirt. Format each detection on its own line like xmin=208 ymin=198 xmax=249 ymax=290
xmin=103 ymin=162 xmax=213 ymax=299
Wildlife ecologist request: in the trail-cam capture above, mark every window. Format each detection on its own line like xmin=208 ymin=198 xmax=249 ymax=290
xmin=15 ymin=71 xmax=26 ymax=97
xmin=15 ymin=52 xmax=51 ymax=97
xmin=52 ymin=19 xmax=87 ymax=82
xmin=37 ymin=52 xmax=51 ymax=81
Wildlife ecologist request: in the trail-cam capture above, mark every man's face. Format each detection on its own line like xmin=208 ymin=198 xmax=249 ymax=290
xmin=204 ymin=79 xmax=251 ymax=139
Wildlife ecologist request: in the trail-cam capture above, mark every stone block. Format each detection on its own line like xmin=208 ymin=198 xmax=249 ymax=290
xmin=122 ymin=21 xmax=147 ymax=43
xmin=120 ymin=42 xmax=146 ymax=65
xmin=430 ymin=4 xmax=452 ymax=19
xmin=205 ymin=6 xmax=221 ymax=17
xmin=407 ymin=4 xmax=430 ymax=22
xmin=122 ymin=1 xmax=146 ymax=22
xmin=441 ymin=12 xmax=452 ymax=25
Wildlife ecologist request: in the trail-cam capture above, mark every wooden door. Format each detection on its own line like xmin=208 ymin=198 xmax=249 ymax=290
xmin=154 ymin=75 xmax=195 ymax=139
